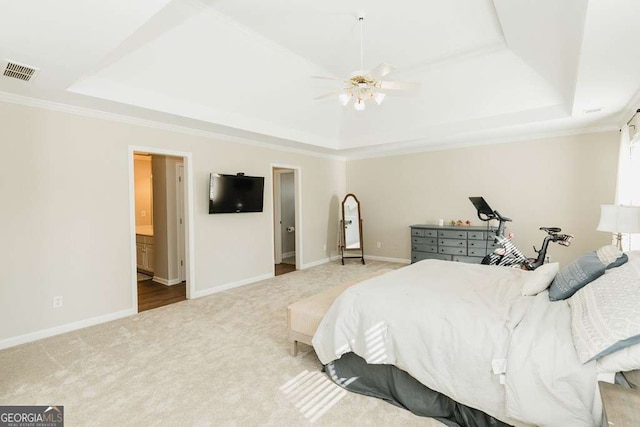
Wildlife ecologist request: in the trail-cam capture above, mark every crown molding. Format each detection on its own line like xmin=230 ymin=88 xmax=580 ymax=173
xmin=0 ymin=90 xmax=618 ymax=162
xmin=616 ymin=87 xmax=640 ymax=127
xmin=342 ymin=124 xmax=619 ymax=160
xmin=0 ymin=91 xmax=346 ymax=161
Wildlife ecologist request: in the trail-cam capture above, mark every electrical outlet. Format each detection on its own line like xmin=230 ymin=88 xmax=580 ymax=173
xmin=53 ymin=296 xmax=63 ymax=309
xmin=376 ymin=242 xmax=382 ymax=248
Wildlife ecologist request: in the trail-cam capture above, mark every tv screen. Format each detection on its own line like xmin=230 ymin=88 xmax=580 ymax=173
xmin=209 ymin=173 xmax=265 ymax=214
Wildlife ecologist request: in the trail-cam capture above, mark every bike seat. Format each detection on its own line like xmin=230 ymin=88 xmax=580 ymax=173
xmin=540 ymin=227 xmax=561 ymax=233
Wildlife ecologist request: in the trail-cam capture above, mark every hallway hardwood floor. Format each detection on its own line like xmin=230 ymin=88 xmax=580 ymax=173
xmin=275 ymin=263 xmax=296 ymax=276
xmin=137 ymin=280 xmax=186 ymax=312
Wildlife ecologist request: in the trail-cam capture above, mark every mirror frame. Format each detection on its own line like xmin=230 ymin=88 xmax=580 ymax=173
xmin=341 ymin=193 xmax=365 ymax=265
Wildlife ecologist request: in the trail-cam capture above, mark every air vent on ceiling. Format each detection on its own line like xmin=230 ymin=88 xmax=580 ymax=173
xmin=2 ymin=60 xmax=39 ymax=82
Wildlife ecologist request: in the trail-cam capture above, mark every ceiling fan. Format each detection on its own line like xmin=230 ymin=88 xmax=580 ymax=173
xmin=313 ymin=16 xmax=420 ymax=111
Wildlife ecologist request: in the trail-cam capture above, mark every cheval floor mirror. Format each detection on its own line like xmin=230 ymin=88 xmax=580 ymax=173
xmin=340 ymin=193 xmax=365 ymax=265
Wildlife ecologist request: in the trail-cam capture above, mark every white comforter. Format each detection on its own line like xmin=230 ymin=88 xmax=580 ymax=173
xmin=312 ymin=260 xmax=598 ymax=426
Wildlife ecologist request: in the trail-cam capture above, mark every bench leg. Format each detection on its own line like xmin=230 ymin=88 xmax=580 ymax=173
xmin=290 ymin=340 xmax=298 ymax=356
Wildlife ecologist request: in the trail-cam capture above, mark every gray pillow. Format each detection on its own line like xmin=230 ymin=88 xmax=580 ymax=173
xmin=569 ymin=251 xmax=640 ymax=362
xmin=548 ymin=245 xmax=628 ymax=301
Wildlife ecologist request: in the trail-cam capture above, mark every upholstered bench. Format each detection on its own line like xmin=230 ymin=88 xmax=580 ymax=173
xmin=287 ymin=269 xmax=392 ymax=356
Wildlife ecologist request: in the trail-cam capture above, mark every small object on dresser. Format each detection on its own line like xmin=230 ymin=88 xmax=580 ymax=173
xmin=465 ymin=220 xmax=471 ymax=226
xmin=449 ymin=220 xmax=456 ymax=226
xmin=456 ymin=220 xmax=463 ymax=227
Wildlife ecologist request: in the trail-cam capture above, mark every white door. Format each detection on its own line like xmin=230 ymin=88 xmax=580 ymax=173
xmin=280 ymin=172 xmax=295 ymax=260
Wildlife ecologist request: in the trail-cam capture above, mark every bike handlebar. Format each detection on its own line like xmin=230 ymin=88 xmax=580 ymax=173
xmin=476 ymin=209 xmax=512 ymax=223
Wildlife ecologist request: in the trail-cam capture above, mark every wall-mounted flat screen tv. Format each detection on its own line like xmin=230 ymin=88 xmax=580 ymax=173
xmin=209 ymin=173 xmax=265 ymax=214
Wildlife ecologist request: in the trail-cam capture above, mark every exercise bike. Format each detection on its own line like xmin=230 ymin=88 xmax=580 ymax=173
xmin=469 ymin=197 xmax=573 ymax=270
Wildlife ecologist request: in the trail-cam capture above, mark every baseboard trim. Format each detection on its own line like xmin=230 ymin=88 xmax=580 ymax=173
xmin=365 ymin=255 xmax=411 ymax=264
xmin=300 ymin=255 xmax=341 ymax=269
xmin=0 ymin=308 xmax=136 ymax=350
xmin=282 ymin=251 xmax=295 ymax=259
xmin=192 ymin=272 xmax=274 ymax=298
xmin=152 ymin=276 xmax=182 ymax=286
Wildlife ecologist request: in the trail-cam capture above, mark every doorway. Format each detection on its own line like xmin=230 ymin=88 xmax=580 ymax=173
xmin=129 ymin=147 xmax=195 ymax=312
xmin=272 ymin=166 xmax=301 ymax=276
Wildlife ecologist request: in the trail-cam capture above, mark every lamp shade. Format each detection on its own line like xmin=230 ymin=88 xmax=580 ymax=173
xmin=338 ymin=93 xmax=351 ymax=106
xmin=597 ymin=205 xmax=640 ymax=233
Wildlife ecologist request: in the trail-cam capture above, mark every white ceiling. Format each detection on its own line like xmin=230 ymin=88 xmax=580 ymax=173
xmin=1 ymin=0 xmax=639 ymax=157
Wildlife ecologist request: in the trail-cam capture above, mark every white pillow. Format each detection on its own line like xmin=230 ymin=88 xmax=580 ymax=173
xmin=521 ymin=262 xmax=559 ymax=296
xmin=597 ymin=342 xmax=640 ymax=373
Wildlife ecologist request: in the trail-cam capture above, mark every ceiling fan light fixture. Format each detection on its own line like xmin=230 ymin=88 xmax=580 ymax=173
xmin=313 ymin=15 xmax=419 ymax=110
xmin=339 ymin=92 xmax=351 ymax=106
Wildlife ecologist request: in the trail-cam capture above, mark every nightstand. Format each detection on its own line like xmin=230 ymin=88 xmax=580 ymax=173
xmin=599 ymin=380 xmax=640 ymax=426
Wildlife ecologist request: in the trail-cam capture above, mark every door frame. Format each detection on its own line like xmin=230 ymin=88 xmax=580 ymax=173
xmin=176 ymin=163 xmax=186 ymax=283
xmin=271 ymin=164 xmax=302 ymax=271
xmin=273 ymin=170 xmax=284 ymax=265
xmin=128 ymin=146 xmax=196 ymax=312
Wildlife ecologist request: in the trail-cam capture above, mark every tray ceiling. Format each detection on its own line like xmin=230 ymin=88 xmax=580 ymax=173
xmin=0 ymin=0 xmax=639 ymax=156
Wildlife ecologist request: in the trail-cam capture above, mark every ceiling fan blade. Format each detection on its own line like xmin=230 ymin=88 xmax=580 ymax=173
xmin=311 ymin=76 xmax=343 ymax=81
xmin=368 ymin=63 xmax=397 ymax=80
xmin=378 ymin=80 xmax=421 ymax=92
xmin=314 ymin=90 xmax=345 ymax=100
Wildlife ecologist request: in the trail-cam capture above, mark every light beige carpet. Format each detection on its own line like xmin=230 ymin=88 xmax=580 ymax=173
xmin=0 ymin=260 xmax=444 ymax=426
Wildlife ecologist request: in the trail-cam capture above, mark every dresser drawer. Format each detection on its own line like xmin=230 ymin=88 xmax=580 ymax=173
xmin=412 ymin=229 xmax=438 ymax=237
xmin=438 ymin=229 xmax=468 ymax=239
xmin=412 ymin=252 xmax=451 ymax=263
xmin=467 ymin=231 xmax=485 ymax=240
xmin=468 ymin=248 xmax=491 ymax=257
xmin=468 ymin=240 xmax=497 ymax=249
xmin=439 ymin=238 xmax=466 ymax=248
xmin=136 ymin=234 xmax=154 ymax=245
xmin=412 ymin=244 xmax=437 ymax=253
xmin=453 ymin=255 xmax=483 ymax=264
xmin=412 ymin=236 xmax=437 ymax=245
xmin=439 ymin=246 xmax=467 ymax=256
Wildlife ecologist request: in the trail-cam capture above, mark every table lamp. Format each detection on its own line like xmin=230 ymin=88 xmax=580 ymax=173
xmin=597 ymin=205 xmax=640 ymax=251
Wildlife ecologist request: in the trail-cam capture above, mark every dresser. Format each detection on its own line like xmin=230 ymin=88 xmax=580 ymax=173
xmin=410 ymin=225 xmax=498 ymax=264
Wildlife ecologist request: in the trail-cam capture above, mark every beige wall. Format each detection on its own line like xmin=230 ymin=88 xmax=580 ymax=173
xmin=346 ymin=131 xmax=619 ymax=267
xmin=0 ymin=101 xmax=345 ymax=344
xmin=0 ymin=97 xmax=620 ymax=346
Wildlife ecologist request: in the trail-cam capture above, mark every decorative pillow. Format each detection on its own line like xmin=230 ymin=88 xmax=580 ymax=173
xmin=597 ymin=341 xmax=640 ymax=373
xmin=548 ymin=245 xmax=628 ymax=301
xmin=521 ymin=262 xmax=559 ymax=296
xmin=568 ymin=251 xmax=640 ymax=363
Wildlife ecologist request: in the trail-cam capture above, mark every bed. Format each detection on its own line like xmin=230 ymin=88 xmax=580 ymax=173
xmin=312 ymin=249 xmax=640 ymax=426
